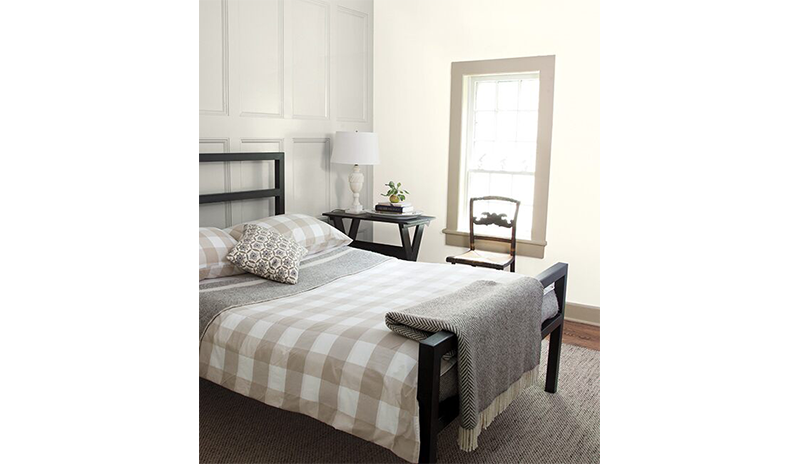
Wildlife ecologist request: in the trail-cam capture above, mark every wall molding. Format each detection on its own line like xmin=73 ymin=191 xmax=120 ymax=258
xmin=199 ymin=138 xmax=232 ymax=226
xmin=200 ymin=0 xmax=230 ymax=116
xmin=239 ymin=138 xmax=284 ymax=191
xmin=292 ymin=137 xmax=331 ymax=212
xmin=565 ymin=302 xmax=600 ymax=326
xmin=336 ymin=6 xmax=368 ymax=123
xmin=199 ymin=138 xmax=230 ymax=151
xmin=239 ymin=0 xmax=284 ymax=119
xmin=291 ymin=0 xmax=330 ymax=120
xmin=240 ymin=138 xmax=284 ymax=147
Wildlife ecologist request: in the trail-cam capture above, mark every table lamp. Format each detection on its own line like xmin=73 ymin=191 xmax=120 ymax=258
xmin=330 ymin=131 xmax=380 ymax=213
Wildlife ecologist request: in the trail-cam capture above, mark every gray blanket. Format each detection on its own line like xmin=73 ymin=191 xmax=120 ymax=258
xmin=385 ymin=277 xmax=543 ymax=452
xmin=199 ymin=247 xmax=391 ymax=339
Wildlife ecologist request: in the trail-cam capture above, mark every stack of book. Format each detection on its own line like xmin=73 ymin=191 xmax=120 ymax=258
xmin=374 ymin=201 xmax=414 ymax=214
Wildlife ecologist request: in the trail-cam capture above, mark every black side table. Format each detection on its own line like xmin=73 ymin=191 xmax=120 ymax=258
xmin=322 ymin=210 xmax=435 ymax=261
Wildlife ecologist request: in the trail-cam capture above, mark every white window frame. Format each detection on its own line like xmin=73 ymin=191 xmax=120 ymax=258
xmin=444 ymin=56 xmax=555 ymax=258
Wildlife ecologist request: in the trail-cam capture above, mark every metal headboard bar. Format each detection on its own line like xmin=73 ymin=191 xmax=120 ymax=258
xmin=199 ymin=152 xmax=285 ymax=215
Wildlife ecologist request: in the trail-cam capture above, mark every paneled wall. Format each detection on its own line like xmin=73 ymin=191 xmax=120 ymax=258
xmin=200 ymin=0 xmax=373 ymax=236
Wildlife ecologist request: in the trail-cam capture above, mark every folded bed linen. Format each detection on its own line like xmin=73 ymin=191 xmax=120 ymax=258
xmin=199 ymin=248 xmax=554 ymax=462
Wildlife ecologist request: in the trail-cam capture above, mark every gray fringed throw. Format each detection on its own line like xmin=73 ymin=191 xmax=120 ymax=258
xmin=385 ymin=278 xmax=543 ymax=452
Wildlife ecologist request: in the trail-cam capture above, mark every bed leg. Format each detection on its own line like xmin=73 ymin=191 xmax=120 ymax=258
xmin=419 ymin=422 xmax=438 ymax=463
xmin=545 ymin=321 xmax=563 ymax=393
xmin=418 ymin=339 xmax=440 ymax=463
xmin=543 ymin=263 xmax=567 ymax=394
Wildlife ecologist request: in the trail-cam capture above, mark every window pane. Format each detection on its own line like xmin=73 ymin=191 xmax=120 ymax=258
xmin=471 ymin=141 xmax=507 ymax=171
xmin=472 ymin=141 xmax=534 ymax=173
xmin=517 ymin=111 xmax=538 ymax=142
xmin=497 ymin=111 xmax=517 ymax=141
xmin=473 ymin=198 xmax=516 ymax=217
xmin=503 ymin=144 xmax=527 ymax=172
xmin=511 ymin=174 xmax=534 ymax=203
xmin=470 ymin=141 xmax=493 ymax=170
xmin=489 ymin=172 xmax=513 ymax=198
xmin=516 ymin=142 xmax=536 ymax=171
xmin=467 ymin=171 xmax=491 ymax=199
xmin=475 ymin=81 xmax=496 ymax=110
xmin=518 ymin=79 xmax=539 ymax=110
xmin=497 ymin=81 xmax=518 ymax=110
xmin=516 ymin=206 xmax=533 ymax=239
xmin=474 ymin=111 xmax=496 ymax=140
xmin=493 ymin=141 xmax=515 ymax=171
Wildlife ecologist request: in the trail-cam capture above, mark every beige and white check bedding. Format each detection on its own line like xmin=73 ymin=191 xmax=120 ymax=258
xmin=227 ymin=213 xmax=352 ymax=256
xmin=199 ymin=257 xmax=534 ymax=462
xmin=199 ymin=227 xmax=245 ymax=281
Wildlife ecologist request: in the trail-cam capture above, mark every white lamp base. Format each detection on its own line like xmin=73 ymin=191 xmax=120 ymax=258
xmin=345 ymin=164 xmax=368 ymax=214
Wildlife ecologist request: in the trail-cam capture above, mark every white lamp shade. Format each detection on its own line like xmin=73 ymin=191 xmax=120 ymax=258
xmin=331 ymin=131 xmax=380 ymax=165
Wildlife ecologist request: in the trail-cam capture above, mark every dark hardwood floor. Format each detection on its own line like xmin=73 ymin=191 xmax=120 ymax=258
xmin=556 ymin=320 xmax=599 ymax=351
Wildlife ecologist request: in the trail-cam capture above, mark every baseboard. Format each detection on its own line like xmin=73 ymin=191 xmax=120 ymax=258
xmin=565 ymin=302 xmax=600 ymax=326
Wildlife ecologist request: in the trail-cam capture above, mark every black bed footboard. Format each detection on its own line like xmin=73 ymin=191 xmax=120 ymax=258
xmin=416 ymin=262 xmax=568 ymax=463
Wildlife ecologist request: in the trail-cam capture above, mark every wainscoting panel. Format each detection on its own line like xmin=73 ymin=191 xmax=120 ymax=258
xmin=235 ymin=139 xmax=282 ymax=222
xmin=200 ymin=0 xmax=373 ymax=239
xmin=292 ymin=138 xmax=331 ymax=214
xmin=291 ymin=0 xmax=330 ymax=119
xmin=238 ymin=0 xmax=283 ymax=117
xmin=199 ymin=0 xmax=229 ymax=115
xmin=239 ymin=139 xmax=281 ymax=191
xmin=199 ymin=138 xmax=231 ymax=227
xmin=335 ymin=6 xmax=367 ymax=122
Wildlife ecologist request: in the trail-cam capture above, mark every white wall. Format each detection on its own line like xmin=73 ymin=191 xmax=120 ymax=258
xmin=200 ymin=0 xmax=374 ymax=236
xmin=373 ymin=0 xmax=600 ymax=307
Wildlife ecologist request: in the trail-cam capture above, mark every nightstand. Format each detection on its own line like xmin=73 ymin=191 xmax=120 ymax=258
xmin=322 ymin=210 xmax=435 ymax=261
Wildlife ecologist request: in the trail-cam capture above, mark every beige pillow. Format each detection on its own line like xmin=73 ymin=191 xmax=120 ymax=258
xmin=227 ymin=224 xmax=308 ymax=284
xmin=228 ymin=213 xmax=352 ymax=256
xmin=199 ymin=227 xmax=245 ymax=281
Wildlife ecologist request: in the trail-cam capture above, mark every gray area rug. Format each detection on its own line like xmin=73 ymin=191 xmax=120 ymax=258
xmin=200 ymin=342 xmax=600 ymax=463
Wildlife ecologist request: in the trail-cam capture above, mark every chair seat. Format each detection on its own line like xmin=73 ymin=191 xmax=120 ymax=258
xmin=446 ymin=250 xmax=514 ymax=269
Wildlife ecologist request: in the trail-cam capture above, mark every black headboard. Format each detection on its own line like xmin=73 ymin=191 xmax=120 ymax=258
xmin=199 ymin=152 xmax=285 ymax=215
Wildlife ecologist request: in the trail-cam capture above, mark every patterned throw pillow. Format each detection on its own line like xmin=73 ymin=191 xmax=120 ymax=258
xmin=226 ymin=224 xmax=308 ymax=284
xmin=227 ymin=213 xmax=352 ymax=256
xmin=199 ymin=227 xmax=245 ymax=281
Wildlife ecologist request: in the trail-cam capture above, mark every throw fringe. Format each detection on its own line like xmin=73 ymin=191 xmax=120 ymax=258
xmin=457 ymin=366 xmax=539 ymax=452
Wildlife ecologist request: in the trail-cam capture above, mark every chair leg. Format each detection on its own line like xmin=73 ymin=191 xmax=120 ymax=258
xmin=510 ymin=262 xmax=515 ymax=273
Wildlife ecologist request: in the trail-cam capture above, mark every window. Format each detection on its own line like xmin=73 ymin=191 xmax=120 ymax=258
xmin=445 ymin=56 xmax=555 ymax=258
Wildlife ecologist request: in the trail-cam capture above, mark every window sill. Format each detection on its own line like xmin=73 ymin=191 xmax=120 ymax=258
xmin=442 ymin=229 xmax=546 ymax=259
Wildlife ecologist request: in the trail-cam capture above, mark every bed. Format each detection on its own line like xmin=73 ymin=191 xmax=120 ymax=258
xmin=199 ymin=152 xmax=567 ymax=463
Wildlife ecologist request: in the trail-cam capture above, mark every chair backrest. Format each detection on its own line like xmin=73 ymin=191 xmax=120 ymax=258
xmin=469 ymin=196 xmax=521 ymax=255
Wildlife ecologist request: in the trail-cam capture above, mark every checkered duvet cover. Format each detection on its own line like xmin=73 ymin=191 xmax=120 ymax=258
xmin=199 ymin=252 xmax=524 ymax=462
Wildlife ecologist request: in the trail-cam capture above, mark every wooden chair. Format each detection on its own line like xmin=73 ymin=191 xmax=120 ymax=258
xmin=446 ymin=196 xmax=520 ymax=272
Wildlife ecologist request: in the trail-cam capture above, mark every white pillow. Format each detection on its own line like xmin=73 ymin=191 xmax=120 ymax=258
xmin=227 ymin=213 xmax=352 ymax=256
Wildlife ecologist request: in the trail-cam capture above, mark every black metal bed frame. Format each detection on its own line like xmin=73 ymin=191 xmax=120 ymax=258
xmin=199 ymin=152 xmax=285 ymax=214
xmin=200 ymin=152 xmax=566 ymax=464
